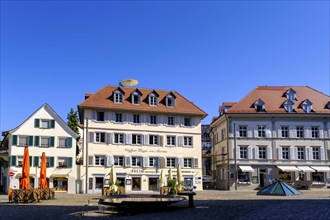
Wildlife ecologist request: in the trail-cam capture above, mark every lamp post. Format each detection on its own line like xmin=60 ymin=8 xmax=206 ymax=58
xmin=233 ymin=123 xmax=238 ymax=191
xmin=85 ymin=118 xmax=88 ymax=194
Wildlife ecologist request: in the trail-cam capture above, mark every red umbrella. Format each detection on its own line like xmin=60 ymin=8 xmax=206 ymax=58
xmin=39 ymin=152 xmax=47 ymax=189
xmin=20 ymin=146 xmax=30 ymax=190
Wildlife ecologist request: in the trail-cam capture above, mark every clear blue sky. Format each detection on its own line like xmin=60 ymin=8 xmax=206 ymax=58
xmin=1 ymin=0 xmax=329 ymax=132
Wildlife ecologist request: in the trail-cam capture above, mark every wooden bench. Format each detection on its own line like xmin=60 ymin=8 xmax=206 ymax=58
xmin=178 ymin=191 xmax=196 ymax=207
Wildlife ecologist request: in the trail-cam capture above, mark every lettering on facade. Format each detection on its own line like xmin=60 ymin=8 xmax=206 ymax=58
xmin=125 ymin=148 xmax=168 ymax=154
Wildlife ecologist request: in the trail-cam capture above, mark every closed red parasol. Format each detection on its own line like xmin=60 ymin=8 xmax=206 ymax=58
xmin=39 ymin=152 xmax=47 ymax=189
xmin=20 ymin=146 xmax=30 ymax=189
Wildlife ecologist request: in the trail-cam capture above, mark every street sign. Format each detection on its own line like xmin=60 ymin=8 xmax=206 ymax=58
xmin=9 ymin=172 xmax=15 ymax=176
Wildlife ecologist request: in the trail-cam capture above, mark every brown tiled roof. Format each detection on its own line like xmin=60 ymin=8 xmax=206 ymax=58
xmin=218 ymin=102 xmax=237 ymax=112
xmin=78 ymin=85 xmax=207 ymax=116
xmin=226 ymin=86 xmax=330 ymax=114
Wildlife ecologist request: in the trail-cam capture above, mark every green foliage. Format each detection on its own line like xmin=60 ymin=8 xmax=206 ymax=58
xmin=167 ymin=179 xmax=177 ymax=195
xmin=115 ymin=180 xmax=121 ymax=186
xmin=67 ymin=108 xmax=80 ymax=136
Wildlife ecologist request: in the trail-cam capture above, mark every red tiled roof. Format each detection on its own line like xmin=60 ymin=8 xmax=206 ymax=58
xmin=78 ymin=85 xmax=207 ymax=116
xmin=226 ymin=86 xmax=330 ymax=114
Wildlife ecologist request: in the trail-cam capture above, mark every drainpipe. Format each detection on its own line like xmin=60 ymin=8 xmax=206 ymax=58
xmin=85 ymin=118 xmax=89 ymax=194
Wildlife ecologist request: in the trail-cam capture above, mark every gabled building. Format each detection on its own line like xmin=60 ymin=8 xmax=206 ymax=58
xmin=1 ymin=103 xmax=79 ymax=193
xmin=210 ymin=86 xmax=330 ymax=190
xmin=78 ymin=85 xmax=207 ymax=193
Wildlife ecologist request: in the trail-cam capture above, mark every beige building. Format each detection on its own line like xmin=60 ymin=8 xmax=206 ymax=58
xmin=210 ymin=86 xmax=330 ymax=190
xmin=1 ymin=104 xmax=79 ymax=194
xmin=78 ymin=85 xmax=206 ymax=193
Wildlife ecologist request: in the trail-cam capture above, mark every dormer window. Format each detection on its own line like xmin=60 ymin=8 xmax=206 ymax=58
xmin=131 ymin=89 xmax=142 ymax=105
xmin=283 ymin=99 xmax=295 ymax=112
xmin=166 ymin=92 xmax=176 ymax=108
xmin=300 ymin=99 xmax=313 ymax=113
xmin=254 ymin=99 xmax=265 ymax=112
xmin=148 ymin=91 xmax=159 ymax=106
xmin=113 ymin=88 xmax=125 ymax=104
xmin=326 ymin=102 xmax=330 ymax=109
xmin=285 ymin=88 xmax=296 ymax=101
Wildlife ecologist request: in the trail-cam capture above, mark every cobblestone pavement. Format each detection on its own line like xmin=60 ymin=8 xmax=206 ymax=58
xmin=0 ymin=189 xmax=329 ymax=220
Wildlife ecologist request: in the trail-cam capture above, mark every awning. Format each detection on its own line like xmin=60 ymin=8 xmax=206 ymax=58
xmin=16 ymin=174 xmax=36 ymax=177
xmin=239 ymin=166 xmax=254 ymax=172
xmin=277 ymin=166 xmax=300 ymax=172
xmin=297 ymin=166 xmax=315 ymax=172
xmin=51 ymin=174 xmax=69 ymax=178
xmin=310 ymin=166 xmax=330 ymax=172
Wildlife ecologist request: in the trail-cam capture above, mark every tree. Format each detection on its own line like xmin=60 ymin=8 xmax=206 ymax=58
xmin=67 ymin=108 xmax=80 ymax=136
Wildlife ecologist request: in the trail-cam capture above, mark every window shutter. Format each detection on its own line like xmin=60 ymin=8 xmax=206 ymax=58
xmin=50 ymin=137 xmax=55 ymax=147
xmin=159 ymin=157 xmax=165 ymax=168
xmin=267 ymin=146 xmax=272 ymax=159
xmin=49 ymin=157 xmax=54 ymax=167
xmin=66 ymin=138 xmax=73 ymax=148
xmin=68 ymin=157 xmax=73 ymax=168
xmin=125 ymin=156 xmax=131 ymax=167
xmin=12 ymin=135 xmax=18 ymax=146
xmin=143 ymin=135 xmax=149 ymax=145
xmin=266 ymin=126 xmax=271 ymax=138
xmin=125 ymin=134 xmax=132 ymax=145
xmin=308 ymin=147 xmax=313 ymax=160
xmin=157 ymin=115 xmax=161 ymax=125
xmin=34 ymin=119 xmax=40 ymax=128
xmin=34 ymin=156 xmax=39 ymax=167
xmin=236 ymin=146 xmax=240 ymax=159
xmin=254 ymin=147 xmax=259 ymax=159
xmin=254 ymin=126 xmax=258 ymax=138
xmin=28 ymin=136 xmax=33 ymax=146
xmin=174 ymin=116 xmax=179 ymax=126
xmin=247 ymin=126 xmax=253 ymax=138
xmin=111 ymin=113 xmax=116 ymax=122
xmin=320 ymin=147 xmax=325 ymax=160
xmin=248 ymin=146 xmax=253 ymax=159
xmin=290 ymin=126 xmax=296 ymax=138
xmin=159 ymin=135 xmax=164 ymax=147
xmin=34 ymin=136 xmax=40 ymax=147
xmin=50 ymin=120 xmax=55 ymax=128
xmin=106 ymin=133 xmax=111 ymax=145
xmin=178 ymin=136 xmax=183 ymax=147
xmin=88 ymin=156 xmax=93 ymax=166
xmin=175 ymin=158 xmax=179 ymax=167
xmin=106 ymin=155 xmax=113 ymax=167
xmin=89 ymin=132 xmax=94 ymax=143
xmin=105 ymin=111 xmax=111 ymax=121
xmin=143 ymin=157 xmax=149 ymax=168
xmin=11 ymin=156 xmax=17 ymax=166
xmin=278 ymin=147 xmax=283 ymax=160
xmin=92 ymin=111 xmax=97 ymax=121
xmin=122 ymin=113 xmax=127 ymax=122
xmin=29 ymin=156 xmax=33 ymax=167
xmin=191 ymin=117 xmax=195 ymax=127
xmin=194 ymin=158 xmax=199 ymax=168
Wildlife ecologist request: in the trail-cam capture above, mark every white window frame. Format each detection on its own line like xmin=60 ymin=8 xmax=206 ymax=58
xmin=95 ymin=132 xmax=106 ymax=143
xmin=114 ymin=156 xmax=124 ymax=166
xmin=132 ymin=134 xmax=142 ymax=145
xmin=258 ymin=146 xmax=267 ymax=159
xmin=166 ymin=136 xmax=176 ymax=146
xmin=95 ymin=155 xmax=105 ymax=166
xmin=150 ymin=115 xmax=157 ymax=125
xmin=114 ymin=133 xmax=124 ymax=144
xmin=183 ymin=158 xmax=192 ymax=168
xmin=132 ymin=157 xmax=142 ymax=167
xmin=166 ymin=157 xmax=175 ymax=167
xmin=297 ymin=147 xmax=305 ymax=160
xmin=114 ymin=92 xmax=123 ymax=104
xmin=312 ymin=147 xmax=320 ymax=160
xmin=281 ymin=126 xmax=289 ymax=138
xmin=133 ymin=114 xmax=140 ymax=124
xmin=167 ymin=116 xmax=174 ymax=126
xmin=282 ymin=147 xmax=290 ymax=160
xmin=239 ymin=146 xmax=247 ymax=159
xmin=183 ymin=136 xmax=193 ymax=147
xmin=311 ymin=126 xmax=319 ymax=138
xmin=296 ymin=126 xmax=304 ymax=138
xmin=257 ymin=126 xmax=266 ymax=138
xmin=149 ymin=157 xmax=158 ymax=167
xmin=132 ymin=94 xmax=141 ymax=105
xmin=115 ymin=113 xmax=123 ymax=123
xmin=149 ymin=95 xmax=157 ymax=106
xmin=149 ymin=135 xmax=159 ymax=145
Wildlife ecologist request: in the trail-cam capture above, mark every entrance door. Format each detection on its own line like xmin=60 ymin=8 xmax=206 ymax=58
xmin=259 ymin=173 xmax=265 ymax=187
xmin=148 ymin=177 xmax=159 ymax=191
xmin=95 ymin=177 xmax=104 ymax=193
xmin=132 ymin=177 xmax=141 ymax=191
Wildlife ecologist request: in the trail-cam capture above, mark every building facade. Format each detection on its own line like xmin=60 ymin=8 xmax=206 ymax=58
xmin=1 ymin=104 xmax=79 ymax=193
xmin=210 ymin=86 xmax=330 ymax=190
xmin=201 ymin=125 xmax=212 ymax=188
xmin=78 ymin=85 xmax=206 ymax=193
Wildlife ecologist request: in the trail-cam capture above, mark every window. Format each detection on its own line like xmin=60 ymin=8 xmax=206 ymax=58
xmin=301 ymin=99 xmax=313 ymax=113
xmin=132 ymin=134 xmax=141 ymax=145
xmin=221 ymin=129 xmax=225 ymax=141
xmin=114 ymin=133 xmax=124 ymax=144
xmin=285 ymin=88 xmax=296 ymax=101
xmin=95 ymin=156 xmax=105 ymax=166
xmin=58 ymin=137 xmax=72 ymax=148
xmin=281 ymin=126 xmax=289 ymax=138
xmin=257 ymin=126 xmax=266 ymax=138
xmin=239 ymin=146 xmax=247 ymax=159
xmin=149 ymin=135 xmax=159 ymax=145
xmin=149 ymin=157 xmax=158 ymax=167
xmin=150 ymin=115 xmax=157 ymax=125
xmin=41 ymin=137 xmax=51 ymax=147
xmin=166 ymin=158 xmax=175 ymax=167
xmin=254 ymin=99 xmax=265 ymax=112
xmin=97 ymin=112 xmax=105 ymax=121
xmin=19 ymin=136 xmax=28 ymax=146
xmin=166 ymin=95 xmax=175 ymax=108
xmin=115 ymin=113 xmax=123 ymax=122
xmin=296 ymin=126 xmax=304 ymax=138
xmin=282 ymin=147 xmax=289 ymax=159
xmin=238 ymin=172 xmax=250 ymax=183
xmin=167 ymin=116 xmax=174 ymax=126
xmin=149 ymin=95 xmax=158 ymax=106
xmin=133 ymin=114 xmax=140 ymax=124
xmin=312 ymin=147 xmax=320 ymax=160
xmin=258 ymin=146 xmax=266 ymax=159
xmin=297 ymin=147 xmax=305 ymax=160
xmin=183 ymin=158 xmax=192 ymax=168
xmin=114 ymin=92 xmax=123 ymax=104
xmin=283 ymin=99 xmax=295 ymax=112
xmin=166 ymin=136 xmax=176 ymax=146
xmin=183 ymin=136 xmax=193 ymax=146
xmin=114 ymin=156 xmax=124 ymax=166
xmin=132 ymin=94 xmax=141 ymax=105
xmin=239 ymin=126 xmax=247 ymax=137
xmin=284 ymin=105 xmax=294 ymax=112
xmin=95 ymin=132 xmax=106 ymax=143
xmin=17 ymin=156 xmax=23 ymax=167
xmin=41 ymin=120 xmax=51 ymax=128
xmin=312 ymin=172 xmax=325 ymax=183
xmin=311 ymin=126 xmax=319 ymax=138
xmin=58 ymin=157 xmax=71 ymax=168
xmin=184 ymin=117 xmax=191 ymax=126
xmin=132 ymin=157 xmax=142 ymax=167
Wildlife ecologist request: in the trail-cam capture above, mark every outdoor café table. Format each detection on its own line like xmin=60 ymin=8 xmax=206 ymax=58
xmin=178 ymin=191 xmax=196 ymax=207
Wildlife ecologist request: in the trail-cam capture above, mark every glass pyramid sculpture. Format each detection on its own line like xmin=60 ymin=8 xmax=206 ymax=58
xmin=257 ymin=180 xmax=302 ymax=196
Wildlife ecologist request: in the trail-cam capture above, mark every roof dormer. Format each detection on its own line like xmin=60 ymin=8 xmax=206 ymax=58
xmin=283 ymin=99 xmax=295 ymax=112
xmin=285 ymin=88 xmax=296 ymax=101
xmin=254 ymin=99 xmax=265 ymax=112
xmin=148 ymin=90 xmax=159 ymax=106
xmin=131 ymin=89 xmax=142 ymax=105
xmin=165 ymin=92 xmax=176 ymax=108
xmin=113 ymin=87 xmax=125 ymax=104
xmin=300 ymin=99 xmax=313 ymax=113
xmin=326 ymin=101 xmax=330 ymax=109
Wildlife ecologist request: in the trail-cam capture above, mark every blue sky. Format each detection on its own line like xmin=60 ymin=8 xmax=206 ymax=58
xmin=1 ymin=0 xmax=329 ymax=132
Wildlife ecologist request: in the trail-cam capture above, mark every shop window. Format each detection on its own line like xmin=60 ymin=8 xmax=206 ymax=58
xmin=148 ymin=177 xmax=159 ymax=191
xmin=132 ymin=177 xmax=141 ymax=191
xmin=238 ymin=172 xmax=250 ymax=183
xmin=278 ymin=170 xmax=292 ymax=183
xmin=312 ymin=172 xmax=324 ymax=183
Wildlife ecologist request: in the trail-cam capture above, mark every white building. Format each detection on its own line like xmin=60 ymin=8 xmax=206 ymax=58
xmin=1 ymin=104 xmax=79 ymax=193
xmin=210 ymin=86 xmax=330 ymax=190
xmin=78 ymin=85 xmax=206 ymax=193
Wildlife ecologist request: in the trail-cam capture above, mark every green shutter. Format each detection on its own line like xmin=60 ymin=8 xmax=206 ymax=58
xmin=28 ymin=136 xmax=33 ymax=146
xmin=50 ymin=120 xmax=55 ymax=128
xmin=11 ymin=156 xmax=17 ymax=166
xmin=68 ymin=157 xmax=73 ymax=168
xmin=34 ymin=156 xmax=39 ymax=167
xmin=50 ymin=137 xmax=55 ymax=147
xmin=66 ymin=138 xmax=72 ymax=148
xmin=34 ymin=119 xmax=40 ymax=128
xmin=12 ymin=135 xmax=18 ymax=145
xmin=29 ymin=156 xmax=33 ymax=167
xmin=34 ymin=136 xmax=40 ymax=146
xmin=49 ymin=157 xmax=54 ymax=167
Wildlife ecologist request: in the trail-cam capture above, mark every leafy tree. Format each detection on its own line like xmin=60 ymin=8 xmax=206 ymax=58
xmin=67 ymin=108 xmax=80 ymax=136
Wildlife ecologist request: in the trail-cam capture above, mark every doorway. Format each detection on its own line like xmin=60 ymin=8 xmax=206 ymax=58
xmin=259 ymin=173 xmax=265 ymax=187
xmin=132 ymin=177 xmax=141 ymax=191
